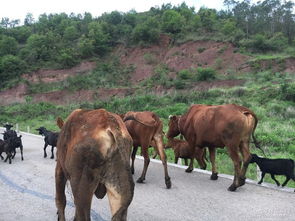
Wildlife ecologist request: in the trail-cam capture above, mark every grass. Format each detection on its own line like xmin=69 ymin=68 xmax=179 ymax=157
xmin=1 ymin=69 xmax=295 ymax=188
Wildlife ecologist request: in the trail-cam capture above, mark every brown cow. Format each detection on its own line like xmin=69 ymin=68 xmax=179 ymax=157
xmin=55 ymin=109 xmax=134 ymax=221
xmin=165 ymin=136 xmax=207 ymax=168
xmin=123 ymin=111 xmax=171 ymax=189
xmin=167 ymin=104 xmax=260 ymax=191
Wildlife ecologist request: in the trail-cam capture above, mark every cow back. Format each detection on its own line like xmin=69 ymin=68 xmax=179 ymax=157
xmin=57 ymin=109 xmax=132 ymax=171
xmin=179 ymin=104 xmax=257 ymax=148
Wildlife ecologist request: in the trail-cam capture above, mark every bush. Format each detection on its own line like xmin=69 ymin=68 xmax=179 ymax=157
xmin=196 ymin=67 xmax=216 ymax=81
xmin=132 ymin=17 xmax=160 ymax=44
xmin=56 ymin=48 xmax=79 ymax=68
xmin=280 ymin=82 xmax=295 ymax=102
xmin=143 ymin=53 xmax=157 ymax=65
xmin=178 ymin=69 xmax=192 ymax=80
xmin=0 ymin=55 xmax=26 ymax=86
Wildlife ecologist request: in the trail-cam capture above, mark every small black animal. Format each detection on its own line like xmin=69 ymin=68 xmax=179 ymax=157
xmin=250 ymin=154 xmax=295 ymax=187
xmin=2 ymin=124 xmax=24 ymax=161
xmin=36 ymin=127 xmax=59 ymax=159
xmin=3 ymin=123 xmax=17 ymax=140
xmin=0 ymin=139 xmax=13 ymax=164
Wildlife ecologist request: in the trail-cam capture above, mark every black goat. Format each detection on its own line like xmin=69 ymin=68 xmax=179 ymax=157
xmin=249 ymin=154 xmax=295 ymax=187
xmin=36 ymin=127 xmax=59 ymax=159
xmin=0 ymin=139 xmax=13 ymax=164
xmin=2 ymin=124 xmax=24 ymax=161
xmin=3 ymin=123 xmax=17 ymax=140
xmin=7 ymin=135 xmax=24 ymax=161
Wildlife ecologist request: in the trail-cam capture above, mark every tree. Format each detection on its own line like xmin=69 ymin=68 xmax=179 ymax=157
xmin=0 ymin=17 xmax=10 ymax=29
xmin=88 ymin=22 xmax=111 ymax=56
xmin=64 ymin=25 xmax=78 ymax=41
xmin=24 ymin=13 xmax=34 ymax=26
xmin=161 ymin=10 xmax=185 ymax=34
xmin=78 ymin=35 xmax=95 ymax=58
xmin=198 ymin=7 xmax=217 ymax=32
xmin=0 ymin=36 xmax=18 ymax=56
xmin=132 ymin=17 xmax=160 ymax=44
xmin=0 ymin=55 xmax=26 ymax=85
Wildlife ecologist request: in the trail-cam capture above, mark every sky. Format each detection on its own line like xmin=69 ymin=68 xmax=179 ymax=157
xmin=0 ymin=0 xmax=226 ymax=21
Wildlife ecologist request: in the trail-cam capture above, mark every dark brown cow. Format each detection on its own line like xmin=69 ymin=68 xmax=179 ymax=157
xmin=123 ymin=111 xmax=171 ymax=189
xmin=167 ymin=104 xmax=260 ymax=191
xmin=55 ymin=109 xmax=134 ymax=221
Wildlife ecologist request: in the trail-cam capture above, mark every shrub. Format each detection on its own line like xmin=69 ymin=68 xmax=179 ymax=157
xmin=143 ymin=53 xmax=157 ymax=65
xmin=196 ymin=67 xmax=216 ymax=81
xmin=197 ymin=47 xmax=206 ymax=53
xmin=178 ymin=69 xmax=192 ymax=80
xmin=0 ymin=55 xmax=26 ymax=86
xmin=280 ymin=82 xmax=295 ymax=102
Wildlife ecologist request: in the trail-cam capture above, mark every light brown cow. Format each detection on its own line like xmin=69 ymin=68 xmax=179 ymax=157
xmin=165 ymin=137 xmax=207 ymax=168
xmin=167 ymin=104 xmax=260 ymax=191
xmin=123 ymin=111 xmax=171 ymax=189
xmin=55 ymin=109 xmax=134 ymax=221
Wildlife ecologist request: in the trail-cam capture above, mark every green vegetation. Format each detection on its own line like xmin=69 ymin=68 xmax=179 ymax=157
xmin=0 ymin=0 xmax=295 ymax=188
xmin=1 ymin=0 xmax=295 ymax=88
xmin=1 ymin=69 xmax=295 ymax=188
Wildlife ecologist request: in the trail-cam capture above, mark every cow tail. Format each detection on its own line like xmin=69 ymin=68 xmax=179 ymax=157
xmin=250 ymin=112 xmax=266 ymax=157
xmin=244 ymin=110 xmax=265 ymax=156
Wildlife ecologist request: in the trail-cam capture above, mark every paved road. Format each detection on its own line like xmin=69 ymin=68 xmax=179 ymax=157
xmin=0 ymin=131 xmax=294 ymax=221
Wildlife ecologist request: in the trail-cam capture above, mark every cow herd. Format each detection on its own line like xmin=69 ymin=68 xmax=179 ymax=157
xmin=1 ymin=103 xmax=294 ymax=221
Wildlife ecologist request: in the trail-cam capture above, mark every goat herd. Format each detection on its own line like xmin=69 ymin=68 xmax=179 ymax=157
xmin=0 ymin=104 xmax=294 ymax=221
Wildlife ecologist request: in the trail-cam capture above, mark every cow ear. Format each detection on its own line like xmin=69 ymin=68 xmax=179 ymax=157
xmin=56 ymin=117 xmax=64 ymax=129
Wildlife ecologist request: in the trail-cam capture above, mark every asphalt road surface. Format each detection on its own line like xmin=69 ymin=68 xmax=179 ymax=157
xmin=0 ymin=130 xmax=294 ymax=221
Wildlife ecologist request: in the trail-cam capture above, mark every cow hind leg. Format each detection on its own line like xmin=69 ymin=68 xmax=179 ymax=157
xmin=209 ymin=147 xmax=218 ymax=180
xmin=71 ymin=170 xmax=96 ymax=221
xmin=55 ymin=162 xmax=67 ymax=221
xmin=137 ymin=146 xmax=150 ymax=183
xmin=154 ymin=137 xmax=171 ymax=189
xmin=239 ymin=141 xmax=251 ymax=186
xmin=226 ymin=146 xmax=242 ymax=191
xmin=130 ymin=146 xmax=138 ymax=175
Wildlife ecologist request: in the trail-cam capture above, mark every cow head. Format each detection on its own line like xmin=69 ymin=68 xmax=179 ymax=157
xmin=166 ymin=115 xmax=181 ymax=138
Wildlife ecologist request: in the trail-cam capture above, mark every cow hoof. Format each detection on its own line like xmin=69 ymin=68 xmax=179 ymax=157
xmin=136 ymin=177 xmax=145 ymax=183
xmin=200 ymin=166 xmax=206 ymax=170
xmin=258 ymin=181 xmax=262 ymax=185
xmin=185 ymin=168 xmax=193 ymax=173
xmin=238 ymin=177 xmax=246 ymax=187
xmin=50 ymin=156 xmax=54 ymax=159
xmin=165 ymin=177 xmax=171 ymax=189
xmin=210 ymin=173 xmax=218 ymax=180
xmin=228 ymin=184 xmax=237 ymax=192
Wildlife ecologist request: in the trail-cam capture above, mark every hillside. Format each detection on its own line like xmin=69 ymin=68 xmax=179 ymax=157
xmin=1 ymin=38 xmax=294 ymax=106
